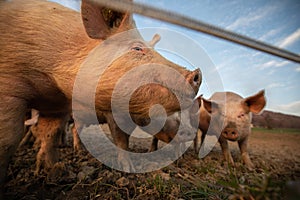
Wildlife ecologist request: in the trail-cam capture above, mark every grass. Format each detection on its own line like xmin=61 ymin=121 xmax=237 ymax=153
xmin=183 ymin=164 xmax=286 ymax=200
xmin=252 ymin=127 xmax=300 ymax=134
xmin=146 ymin=175 xmax=170 ymax=198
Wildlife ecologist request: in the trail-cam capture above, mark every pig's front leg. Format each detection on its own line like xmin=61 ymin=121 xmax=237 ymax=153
xmin=176 ymin=142 xmax=186 ymax=159
xmin=194 ymin=130 xmax=207 ymax=155
xmin=149 ymin=137 xmax=159 ymax=152
xmin=218 ymin=136 xmax=234 ymax=166
xmin=238 ymin=137 xmax=254 ymax=170
xmin=72 ymin=122 xmax=85 ymax=152
xmin=19 ymin=127 xmax=34 ymax=148
xmin=0 ymin=97 xmax=26 ymax=195
xmin=193 ymin=131 xmax=201 ymax=155
xmin=35 ymin=115 xmax=69 ymax=175
xmin=105 ymin=113 xmax=135 ymax=172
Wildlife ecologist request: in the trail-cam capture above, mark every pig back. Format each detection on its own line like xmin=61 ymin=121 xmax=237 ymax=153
xmin=210 ymin=92 xmax=243 ymax=104
xmin=0 ymin=0 xmax=98 ymax=110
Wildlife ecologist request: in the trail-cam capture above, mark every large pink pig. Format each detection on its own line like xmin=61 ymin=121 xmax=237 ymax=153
xmin=0 ymin=0 xmax=201 ymax=192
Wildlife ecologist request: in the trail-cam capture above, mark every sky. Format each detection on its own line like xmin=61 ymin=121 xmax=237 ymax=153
xmin=51 ymin=0 xmax=300 ymax=117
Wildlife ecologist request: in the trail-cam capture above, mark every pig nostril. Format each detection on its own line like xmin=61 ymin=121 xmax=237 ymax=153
xmin=193 ymin=74 xmax=199 ymax=83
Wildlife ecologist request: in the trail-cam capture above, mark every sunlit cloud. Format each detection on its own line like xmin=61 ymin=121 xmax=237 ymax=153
xmin=278 ymin=28 xmax=300 ymax=48
xmin=226 ymin=6 xmax=276 ymax=31
xmin=259 ymin=28 xmax=282 ymax=42
xmin=258 ymin=60 xmax=290 ymax=70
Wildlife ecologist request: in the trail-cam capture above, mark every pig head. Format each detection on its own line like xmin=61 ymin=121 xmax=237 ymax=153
xmin=197 ymin=90 xmax=266 ymax=169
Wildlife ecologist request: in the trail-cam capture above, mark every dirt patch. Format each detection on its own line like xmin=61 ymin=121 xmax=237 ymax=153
xmin=4 ymin=126 xmax=300 ymax=199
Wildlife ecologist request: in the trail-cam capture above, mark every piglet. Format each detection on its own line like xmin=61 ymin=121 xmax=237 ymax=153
xmin=195 ymin=90 xmax=266 ymax=169
xmin=149 ymin=98 xmax=201 ymax=157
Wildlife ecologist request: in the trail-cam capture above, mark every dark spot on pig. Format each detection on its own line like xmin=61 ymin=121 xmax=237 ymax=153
xmin=193 ymin=74 xmax=199 ymax=83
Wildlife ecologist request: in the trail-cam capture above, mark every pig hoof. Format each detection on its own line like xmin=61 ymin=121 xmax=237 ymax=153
xmin=245 ymin=162 xmax=255 ymax=171
xmin=73 ymin=143 xmax=86 ymax=152
xmin=34 ymin=168 xmax=41 ymax=177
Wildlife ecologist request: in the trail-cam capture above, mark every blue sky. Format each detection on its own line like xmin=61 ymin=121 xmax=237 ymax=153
xmin=52 ymin=0 xmax=300 ymax=117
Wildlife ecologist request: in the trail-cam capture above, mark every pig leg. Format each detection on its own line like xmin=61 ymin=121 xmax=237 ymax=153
xmin=105 ymin=113 xmax=135 ymax=172
xmin=19 ymin=127 xmax=34 ymax=148
xmin=35 ymin=116 xmax=67 ymax=175
xmin=31 ymin=124 xmax=42 ymax=150
xmin=72 ymin=123 xmax=85 ymax=152
xmin=19 ymin=109 xmax=39 ymax=148
xmin=193 ymin=131 xmax=200 ymax=155
xmin=218 ymin=136 xmax=234 ymax=166
xmin=238 ymin=137 xmax=254 ymax=170
xmin=195 ymin=130 xmax=206 ymax=155
xmin=58 ymin=115 xmax=70 ymax=148
xmin=178 ymin=142 xmax=186 ymax=158
xmin=200 ymin=131 xmax=207 ymax=147
xmin=149 ymin=137 xmax=159 ymax=152
xmin=0 ymin=98 xmax=26 ymax=194
xmin=58 ymin=128 xmax=67 ymax=148
xmin=24 ymin=109 xmax=39 ymax=126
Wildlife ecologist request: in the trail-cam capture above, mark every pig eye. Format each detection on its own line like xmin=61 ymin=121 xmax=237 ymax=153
xmin=131 ymin=46 xmax=143 ymax=52
xmin=238 ymin=113 xmax=245 ymax=118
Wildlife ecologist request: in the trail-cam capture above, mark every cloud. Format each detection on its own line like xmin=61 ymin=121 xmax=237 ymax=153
xmin=266 ymin=83 xmax=285 ymax=89
xmin=226 ymin=6 xmax=276 ymax=31
xmin=278 ymin=28 xmax=300 ymax=48
xmin=296 ymin=66 xmax=300 ymax=72
xmin=259 ymin=28 xmax=282 ymax=42
xmin=258 ymin=60 xmax=290 ymax=70
xmin=276 ymin=101 xmax=300 ymax=116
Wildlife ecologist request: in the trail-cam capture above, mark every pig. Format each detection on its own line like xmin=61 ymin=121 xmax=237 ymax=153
xmin=149 ymin=97 xmax=201 ymax=156
xmin=32 ymin=114 xmax=70 ymax=175
xmin=0 ymin=0 xmax=201 ymax=190
xmin=195 ymin=90 xmax=266 ymax=169
xmin=21 ymin=110 xmax=69 ymax=151
xmin=19 ymin=109 xmax=40 ymax=148
xmin=24 ymin=109 xmax=39 ymax=127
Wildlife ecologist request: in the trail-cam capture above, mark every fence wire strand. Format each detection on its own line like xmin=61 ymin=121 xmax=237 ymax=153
xmin=92 ymin=0 xmax=300 ymax=63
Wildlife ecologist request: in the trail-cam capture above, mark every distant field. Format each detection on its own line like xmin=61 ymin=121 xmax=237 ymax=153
xmin=252 ymin=127 xmax=300 ymax=134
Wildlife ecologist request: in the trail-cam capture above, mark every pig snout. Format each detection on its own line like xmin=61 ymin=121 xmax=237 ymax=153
xmin=221 ymin=123 xmax=239 ymax=141
xmin=187 ymin=68 xmax=202 ymax=94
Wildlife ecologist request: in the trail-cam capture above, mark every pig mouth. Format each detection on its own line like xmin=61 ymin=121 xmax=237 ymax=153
xmin=226 ymin=137 xmax=240 ymax=142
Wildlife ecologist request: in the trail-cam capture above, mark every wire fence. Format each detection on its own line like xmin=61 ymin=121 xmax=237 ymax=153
xmin=92 ymin=0 xmax=300 ymax=63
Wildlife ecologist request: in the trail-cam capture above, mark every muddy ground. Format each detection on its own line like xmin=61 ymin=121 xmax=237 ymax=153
xmin=4 ymin=126 xmax=300 ymax=200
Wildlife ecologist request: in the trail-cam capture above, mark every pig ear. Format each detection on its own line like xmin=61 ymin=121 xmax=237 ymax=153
xmin=81 ymin=0 xmax=134 ymax=39
xmin=202 ymin=97 xmax=218 ymax=114
xmin=196 ymin=95 xmax=203 ymax=107
xmin=243 ymin=90 xmax=266 ymax=114
xmin=189 ymin=95 xmax=202 ymax=114
xmin=149 ymin=34 xmax=161 ymax=47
